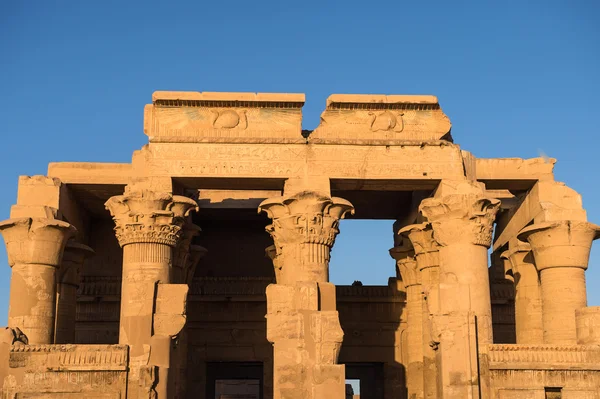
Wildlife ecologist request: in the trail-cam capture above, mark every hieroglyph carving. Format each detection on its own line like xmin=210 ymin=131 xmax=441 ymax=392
xmin=105 ymin=189 xmax=198 ymax=247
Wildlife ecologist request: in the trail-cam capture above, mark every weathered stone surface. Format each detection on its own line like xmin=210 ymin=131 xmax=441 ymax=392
xmin=145 ymin=91 xmax=306 ymax=143
xmin=311 ymin=94 xmax=452 ymax=142
xmin=2 ymin=90 xmax=600 ymax=399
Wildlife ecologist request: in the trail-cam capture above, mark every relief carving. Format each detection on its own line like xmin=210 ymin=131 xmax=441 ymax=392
xmin=259 ymin=191 xmax=354 ymax=284
xmin=368 ymin=111 xmax=404 ymax=132
xmin=105 ymin=189 xmax=198 ymax=247
xmin=311 ymin=94 xmax=452 ymax=142
xmin=419 ymin=193 xmax=500 ymax=247
xmin=210 ymin=109 xmax=248 ymax=129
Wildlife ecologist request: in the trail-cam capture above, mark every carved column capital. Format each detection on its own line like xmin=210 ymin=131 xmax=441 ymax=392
xmin=259 ymin=191 xmax=354 ymax=248
xmin=419 ymin=194 xmax=500 ymax=247
xmin=173 ymin=222 xmax=202 ymax=282
xmin=59 ymin=241 xmax=95 ymax=286
xmin=265 ymin=245 xmax=283 ymax=283
xmin=259 ymin=191 xmax=354 ymax=283
xmin=0 ymin=217 xmax=76 ymax=267
xmin=399 ymin=222 xmax=440 ymax=271
xmin=389 ymin=241 xmax=420 ymax=288
xmin=105 ymin=189 xmax=198 ymax=247
xmin=184 ymin=244 xmax=208 ymax=285
xmin=518 ymin=220 xmax=600 ymax=271
xmin=500 ymin=242 xmax=533 ymax=276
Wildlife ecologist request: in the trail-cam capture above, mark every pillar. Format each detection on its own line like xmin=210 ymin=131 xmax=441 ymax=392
xmin=0 ymin=217 xmax=76 ymax=344
xmin=259 ymin=190 xmax=354 ymax=399
xmin=419 ymin=184 xmax=500 ymax=398
xmin=518 ymin=220 xmax=600 ymax=344
xmin=389 ymin=240 xmax=423 ymax=399
xmin=401 ymin=223 xmax=440 ymax=399
xmin=500 ymin=242 xmax=543 ymax=344
xmin=55 ymin=241 xmax=94 ymax=344
xmin=105 ymin=188 xmax=198 ymax=398
xmin=173 ymin=224 xmax=206 ymax=399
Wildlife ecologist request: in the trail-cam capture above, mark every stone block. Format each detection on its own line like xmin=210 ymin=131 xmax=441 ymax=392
xmin=145 ymin=91 xmax=305 ymax=143
xmin=576 ymin=307 xmax=600 ymax=345
xmin=266 ymin=312 xmax=304 ymax=342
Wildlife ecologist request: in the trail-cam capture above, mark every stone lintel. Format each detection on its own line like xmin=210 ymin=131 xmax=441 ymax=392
xmin=48 ymin=162 xmax=132 ymax=185
xmin=493 ymin=181 xmax=587 ymax=251
xmin=476 ymin=157 xmax=555 ymax=189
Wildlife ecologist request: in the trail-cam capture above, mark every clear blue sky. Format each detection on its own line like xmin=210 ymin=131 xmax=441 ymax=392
xmin=1 ymin=1 xmax=599 ymax=325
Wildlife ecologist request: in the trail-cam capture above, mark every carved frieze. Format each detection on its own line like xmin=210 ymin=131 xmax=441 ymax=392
xmin=144 ymin=91 xmax=305 ymax=143
xmin=310 ymin=94 xmax=452 ymax=142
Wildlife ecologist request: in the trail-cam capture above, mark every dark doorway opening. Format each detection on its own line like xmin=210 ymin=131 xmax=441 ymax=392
xmin=206 ymin=362 xmax=263 ymax=399
xmin=345 ymin=363 xmax=384 ymax=399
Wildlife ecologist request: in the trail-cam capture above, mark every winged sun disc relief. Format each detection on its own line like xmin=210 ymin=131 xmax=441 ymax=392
xmin=368 ymin=111 xmax=405 ymax=132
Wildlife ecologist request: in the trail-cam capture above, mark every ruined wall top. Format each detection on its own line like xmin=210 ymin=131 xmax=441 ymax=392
xmin=143 ymin=91 xmax=452 ymax=144
xmin=144 ymin=91 xmax=306 ymax=143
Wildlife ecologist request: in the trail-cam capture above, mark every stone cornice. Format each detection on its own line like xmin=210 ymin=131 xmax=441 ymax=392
xmin=105 ymin=190 xmax=198 ymax=247
xmin=419 ymin=194 xmax=500 ymax=247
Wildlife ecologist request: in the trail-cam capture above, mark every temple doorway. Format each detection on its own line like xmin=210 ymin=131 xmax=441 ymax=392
xmin=206 ymin=362 xmax=263 ymax=399
xmin=345 ymin=363 xmax=385 ymax=399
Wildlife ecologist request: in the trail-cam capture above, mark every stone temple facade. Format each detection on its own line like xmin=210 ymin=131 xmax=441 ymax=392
xmin=1 ymin=91 xmax=599 ymax=399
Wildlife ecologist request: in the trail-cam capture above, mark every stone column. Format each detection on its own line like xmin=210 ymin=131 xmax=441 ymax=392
xmin=105 ymin=189 xmax=198 ymax=398
xmin=401 ymin=223 xmax=440 ymax=399
xmin=173 ymin=223 xmax=202 ymax=284
xmin=55 ymin=241 xmax=94 ymax=344
xmin=518 ymin=220 xmax=600 ymax=344
xmin=500 ymin=242 xmax=543 ymax=344
xmin=0 ymin=217 xmax=76 ymax=344
xmin=173 ymin=226 xmax=206 ymax=399
xmin=259 ymin=191 xmax=354 ymax=399
xmin=419 ymin=188 xmax=500 ymax=398
xmin=389 ymin=241 xmax=423 ymax=399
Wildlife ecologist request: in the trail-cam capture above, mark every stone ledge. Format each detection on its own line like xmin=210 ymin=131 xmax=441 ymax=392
xmin=326 ymin=94 xmax=439 ymax=109
xmin=152 ymin=91 xmax=305 ymax=106
xmin=488 ymin=344 xmax=600 ymax=370
xmin=9 ymin=344 xmax=129 ymax=371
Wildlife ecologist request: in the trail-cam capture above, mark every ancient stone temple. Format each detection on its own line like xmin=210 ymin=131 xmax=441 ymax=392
xmin=1 ymin=91 xmax=599 ymax=399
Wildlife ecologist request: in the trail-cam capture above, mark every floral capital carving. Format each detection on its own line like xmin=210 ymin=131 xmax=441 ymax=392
xmin=105 ymin=190 xmax=199 ymax=247
xmin=518 ymin=220 xmax=600 ymax=271
xmin=259 ymin=191 xmax=354 ymax=248
xmin=59 ymin=241 xmax=95 ymax=286
xmin=419 ymin=194 xmax=500 ymax=247
xmin=399 ymin=223 xmax=440 ymax=271
xmin=389 ymin=241 xmax=420 ymax=288
xmin=0 ymin=217 xmax=76 ymax=267
xmin=184 ymin=244 xmax=208 ymax=285
xmin=174 ymin=223 xmax=202 ymax=271
xmin=259 ymin=191 xmax=354 ymax=283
